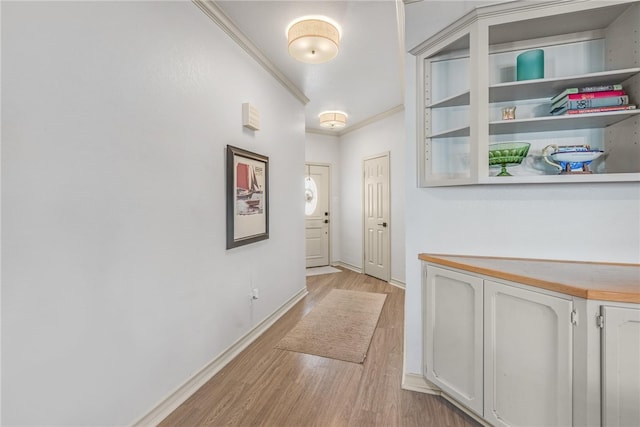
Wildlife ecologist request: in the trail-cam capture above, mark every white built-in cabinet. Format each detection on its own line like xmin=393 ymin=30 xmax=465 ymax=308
xmin=422 ymin=262 xmax=640 ymax=427
xmin=601 ymin=305 xmax=640 ymax=427
xmin=483 ymin=280 xmax=572 ymax=427
xmin=410 ymin=0 xmax=640 ymax=186
xmin=424 ymin=266 xmax=483 ymax=415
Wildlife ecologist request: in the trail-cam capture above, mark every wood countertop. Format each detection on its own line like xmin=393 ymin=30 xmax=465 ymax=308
xmin=419 ymin=253 xmax=640 ymax=304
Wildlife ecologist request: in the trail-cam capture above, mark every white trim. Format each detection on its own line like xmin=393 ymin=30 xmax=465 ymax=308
xmin=132 ymin=287 xmax=308 ymax=427
xmin=402 ymin=372 xmax=440 ymax=395
xmin=339 ymin=105 xmax=404 ymax=136
xmin=362 ymin=152 xmax=392 ymax=283
xmin=402 ymin=373 xmax=491 ymax=426
xmin=389 ymin=278 xmax=405 ymax=289
xmin=305 ymin=127 xmax=340 ymax=137
xmin=332 ymin=262 xmax=404 ymax=288
xmin=305 ymin=163 xmax=331 ymax=268
xmin=332 ymin=261 xmax=362 ymax=274
xmin=306 ymin=105 xmax=405 ymax=137
xmin=192 ymin=0 xmax=309 ymax=105
xmin=441 ymin=393 xmax=493 ymax=427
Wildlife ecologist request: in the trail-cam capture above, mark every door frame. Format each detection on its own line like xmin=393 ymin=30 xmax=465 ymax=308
xmin=361 ymin=152 xmax=391 ymax=282
xmin=305 ymin=162 xmax=332 ymax=267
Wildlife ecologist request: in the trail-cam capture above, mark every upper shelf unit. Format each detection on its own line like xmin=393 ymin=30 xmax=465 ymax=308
xmin=411 ymin=0 xmax=640 ymax=187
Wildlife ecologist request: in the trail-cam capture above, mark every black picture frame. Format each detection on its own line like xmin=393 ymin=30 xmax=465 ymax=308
xmin=226 ymin=145 xmax=269 ymax=249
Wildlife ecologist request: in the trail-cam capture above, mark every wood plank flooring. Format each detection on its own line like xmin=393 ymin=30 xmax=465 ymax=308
xmin=159 ymin=267 xmax=479 ymax=426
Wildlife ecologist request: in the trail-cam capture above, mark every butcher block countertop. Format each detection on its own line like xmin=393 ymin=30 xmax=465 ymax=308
xmin=419 ymin=253 xmax=640 ymax=304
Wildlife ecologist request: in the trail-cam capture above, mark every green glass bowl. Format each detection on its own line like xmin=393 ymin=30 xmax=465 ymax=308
xmin=489 ymin=142 xmax=531 ymax=176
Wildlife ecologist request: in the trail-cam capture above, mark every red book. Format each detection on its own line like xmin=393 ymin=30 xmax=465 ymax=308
xmin=565 ymin=105 xmax=637 ymax=114
xmin=565 ymin=90 xmax=625 ymax=100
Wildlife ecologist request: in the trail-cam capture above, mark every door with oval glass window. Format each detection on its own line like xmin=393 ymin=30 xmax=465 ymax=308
xmin=305 ymin=164 xmax=330 ymax=267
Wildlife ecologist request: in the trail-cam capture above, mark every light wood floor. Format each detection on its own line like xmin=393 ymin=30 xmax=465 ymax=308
xmin=159 ymin=267 xmax=479 ymax=426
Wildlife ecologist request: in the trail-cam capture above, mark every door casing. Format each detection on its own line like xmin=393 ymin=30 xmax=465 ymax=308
xmin=305 ymin=163 xmax=331 ymax=267
xmin=362 ymin=152 xmax=391 ymax=282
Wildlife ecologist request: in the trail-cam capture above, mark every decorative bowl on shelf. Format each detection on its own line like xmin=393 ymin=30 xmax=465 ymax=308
xmin=542 ymin=144 xmax=604 ymax=174
xmin=489 ymin=142 xmax=531 ymax=176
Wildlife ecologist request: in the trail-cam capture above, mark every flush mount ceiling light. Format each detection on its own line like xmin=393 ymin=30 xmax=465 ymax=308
xmin=319 ymin=111 xmax=348 ymax=129
xmin=286 ymin=16 xmax=341 ymax=64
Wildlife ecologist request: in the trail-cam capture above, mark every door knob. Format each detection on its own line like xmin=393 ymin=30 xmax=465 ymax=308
xmin=324 ymin=219 xmax=329 ymax=224
xmin=378 ymin=222 xmax=387 ymax=227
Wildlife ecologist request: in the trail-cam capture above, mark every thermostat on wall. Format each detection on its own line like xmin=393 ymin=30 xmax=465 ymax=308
xmin=242 ymin=103 xmax=260 ymax=131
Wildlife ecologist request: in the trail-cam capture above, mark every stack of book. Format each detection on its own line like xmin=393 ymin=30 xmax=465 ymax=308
xmin=549 ymin=84 xmax=636 ymax=115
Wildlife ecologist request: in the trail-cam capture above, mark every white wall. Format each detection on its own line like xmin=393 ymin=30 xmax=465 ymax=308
xmin=403 ymin=3 xmax=640 ymax=375
xmin=338 ymin=112 xmax=406 ymax=284
xmin=2 ymin=2 xmax=305 ymax=425
xmin=405 ymin=0 xmax=499 ymax=50
xmin=305 ymin=133 xmax=341 ymax=264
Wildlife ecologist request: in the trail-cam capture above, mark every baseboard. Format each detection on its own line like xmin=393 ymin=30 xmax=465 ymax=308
xmin=332 ymin=262 xmax=405 ymax=289
xmin=440 ymin=393 xmax=492 ymax=427
xmin=389 ymin=278 xmax=405 ymax=289
xmin=332 ymin=261 xmax=362 ymax=274
xmin=132 ymin=287 xmax=308 ymax=427
xmin=402 ymin=373 xmax=490 ymax=427
xmin=401 ymin=372 xmax=440 ymax=395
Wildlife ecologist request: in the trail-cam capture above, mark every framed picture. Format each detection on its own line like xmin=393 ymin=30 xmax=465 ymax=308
xmin=226 ymin=145 xmax=269 ymax=249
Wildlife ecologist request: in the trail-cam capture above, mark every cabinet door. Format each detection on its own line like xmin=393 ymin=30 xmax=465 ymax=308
xmin=424 ymin=265 xmax=483 ymax=415
xmin=484 ymin=280 xmax=572 ymax=427
xmin=602 ymin=305 xmax=640 ymax=427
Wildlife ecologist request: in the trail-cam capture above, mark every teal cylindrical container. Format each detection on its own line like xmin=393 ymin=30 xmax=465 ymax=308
xmin=516 ymin=49 xmax=544 ymax=81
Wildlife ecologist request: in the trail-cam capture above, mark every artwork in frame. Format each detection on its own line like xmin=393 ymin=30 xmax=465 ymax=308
xmin=226 ymin=145 xmax=269 ymax=249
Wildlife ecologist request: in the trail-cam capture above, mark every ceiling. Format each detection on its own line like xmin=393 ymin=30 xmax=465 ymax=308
xmin=214 ymin=0 xmax=501 ymax=134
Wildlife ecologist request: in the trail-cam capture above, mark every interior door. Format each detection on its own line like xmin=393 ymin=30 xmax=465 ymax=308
xmin=363 ymin=153 xmax=390 ymax=281
xmin=305 ymin=164 xmax=330 ymax=268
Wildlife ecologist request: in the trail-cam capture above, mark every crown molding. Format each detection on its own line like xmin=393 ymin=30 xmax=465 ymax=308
xmin=193 ymin=0 xmax=310 ymax=105
xmin=305 ymin=105 xmax=405 ymax=137
xmin=338 ymin=104 xmax=405 ymax=137
xmin=305 ymin=128 xmax=341 ymax=137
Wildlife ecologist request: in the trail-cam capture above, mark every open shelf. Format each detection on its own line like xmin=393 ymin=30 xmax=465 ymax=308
xmin=479 ymin=172 xmax=640 ymax=185
xmin=489 ymin=68 xmax=640 ymax=103
xmin=413 ymin=0 xmax=640 ymax=187
xmin=428 ymin=91 xmax=470 ymax=108
xmin=489 ymin=110 xmax=640 ymax=135
xmin=429 ymin=126 xmax=470 ymax=139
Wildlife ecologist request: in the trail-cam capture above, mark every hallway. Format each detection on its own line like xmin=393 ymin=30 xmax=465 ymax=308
xmin=160 ymin=268 xmax=479 ymax=426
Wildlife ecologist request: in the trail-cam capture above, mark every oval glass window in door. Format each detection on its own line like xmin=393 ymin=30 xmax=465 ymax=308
xmin=304 ymin=176 xmax=318 ymax=215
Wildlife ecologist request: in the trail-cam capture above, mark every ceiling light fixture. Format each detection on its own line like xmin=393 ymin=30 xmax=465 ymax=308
xmin=286 ymin=16 xmax=341 ymax=64
xmin=319 ymin=111 xmax=348 ymax=129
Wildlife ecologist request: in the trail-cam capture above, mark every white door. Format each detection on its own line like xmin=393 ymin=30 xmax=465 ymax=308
xmin=424 ymin=265 xmax=484 ymax=416
xmin=602 ymin=305 xmax=640 ymax=427
xmin=305 ymin=164 xmax=329 ymax=268
xmin=484 ymin=280 xmax=572 ymax=427
xmin=363 ymin=154 xmax=390 ymax=281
